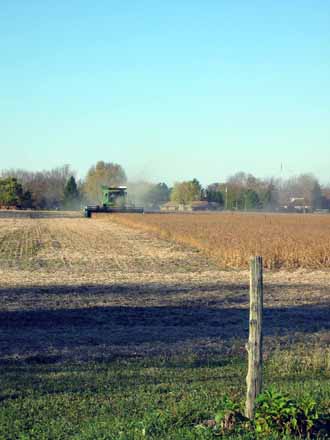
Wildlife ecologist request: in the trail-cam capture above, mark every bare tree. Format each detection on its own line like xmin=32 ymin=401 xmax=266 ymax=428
xmin=279 ymin=174 xmax=322 ymax=209
xmin=83 ymin=161 xmax=127 ymax=204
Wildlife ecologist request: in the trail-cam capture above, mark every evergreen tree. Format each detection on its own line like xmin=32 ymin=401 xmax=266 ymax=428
xmin=242 ymin=189 xmax=260 ymax=210
xmin=206 ymin=188 xmax=224 ymax=205
xmin=63 ymin=176 xmax=80 ymax=209
xmin=0 ymin=177 xmax=24 ymax=207
xmin=21 ymin=190 xmax=33 ymax=209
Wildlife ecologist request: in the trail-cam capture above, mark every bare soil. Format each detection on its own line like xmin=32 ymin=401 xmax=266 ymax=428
xmin=0 ymin=217 xmax=329 ymax=364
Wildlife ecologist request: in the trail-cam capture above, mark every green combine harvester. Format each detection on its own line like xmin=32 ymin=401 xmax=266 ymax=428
xmin=84 ymin=186 xmax=144 ymax=218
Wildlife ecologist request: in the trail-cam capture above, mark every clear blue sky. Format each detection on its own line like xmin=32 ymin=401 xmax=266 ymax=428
xmin=1 ymin=1 xmax=329 ymax=185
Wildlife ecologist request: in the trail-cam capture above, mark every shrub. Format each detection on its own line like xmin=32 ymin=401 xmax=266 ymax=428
xmin=211 ymin=389 xmax=329 ymax=438
xmin=255 ymin=387 xmax=319 ymax=438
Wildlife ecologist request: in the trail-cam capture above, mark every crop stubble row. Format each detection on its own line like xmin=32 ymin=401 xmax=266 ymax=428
xmin=0 ymin=217 xmax=197 ymax=275
xmin=0 ymin=218 xmax=97 ymax=270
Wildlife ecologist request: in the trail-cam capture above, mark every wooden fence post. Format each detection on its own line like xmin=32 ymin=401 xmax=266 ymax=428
xmin=245 ymin=256 xmax=263 ymax=419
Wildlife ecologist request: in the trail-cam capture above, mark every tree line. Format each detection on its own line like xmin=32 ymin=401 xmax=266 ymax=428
xmin=0 ymin=165 xmax=81 ymax=209
xmin=173 ymin=172 xmax=327 ymax=211
xmin=0 ymin=162 xmax=329 ymax=211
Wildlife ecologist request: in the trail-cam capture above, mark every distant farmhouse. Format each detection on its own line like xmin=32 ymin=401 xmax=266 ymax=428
xmin=280 ymin=197 xmax=312 ymax=213
xmin=161 ymin=201 xmax=221 ymax=212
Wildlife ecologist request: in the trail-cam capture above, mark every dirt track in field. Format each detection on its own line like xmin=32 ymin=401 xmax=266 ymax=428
xmin=0 ymin=217 xmax=329 ymax=363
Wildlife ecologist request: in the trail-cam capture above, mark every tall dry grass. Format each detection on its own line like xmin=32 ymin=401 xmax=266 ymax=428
xmin=99 ymin=212 xmax=330 ymax=270
xmin=268 ymin=345 xmax=330 ymax=376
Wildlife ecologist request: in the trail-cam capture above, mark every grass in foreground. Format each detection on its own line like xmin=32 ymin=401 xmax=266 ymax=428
xmin=1 ymin=349 xmax=329 ymax=439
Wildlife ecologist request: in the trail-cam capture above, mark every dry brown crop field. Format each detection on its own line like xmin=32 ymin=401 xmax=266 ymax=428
xmin=100 ymin=212 xmax=330 ymax=270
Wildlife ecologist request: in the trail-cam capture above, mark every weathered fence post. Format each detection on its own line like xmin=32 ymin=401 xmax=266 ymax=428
xmin=245 ymin=256 xmax=263 ymax=419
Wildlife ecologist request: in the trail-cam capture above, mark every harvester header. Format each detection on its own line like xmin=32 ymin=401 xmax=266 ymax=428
xmin=84 ymin=186 xmax=144 ymax=218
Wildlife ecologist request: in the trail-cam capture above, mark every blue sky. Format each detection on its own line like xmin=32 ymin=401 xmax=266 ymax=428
xmin=1 ymin=1 xmax=329 ymax=184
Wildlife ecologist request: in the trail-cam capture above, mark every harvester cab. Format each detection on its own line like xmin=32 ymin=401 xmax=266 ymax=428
xmin=84 ymin=186 xmax=144 ymax=218
xmin=102 ymin=186 xmax=127 ymax=208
